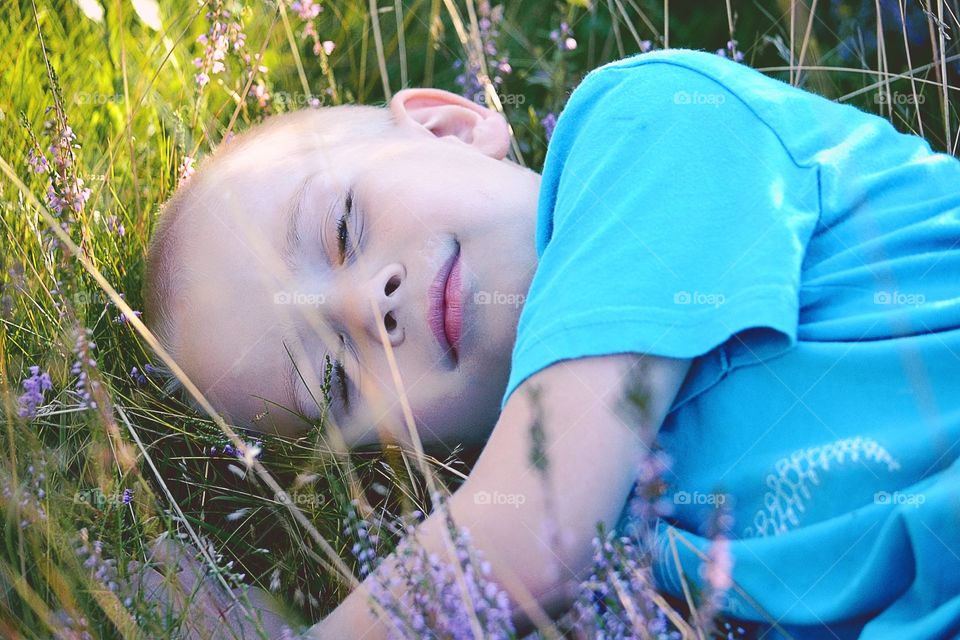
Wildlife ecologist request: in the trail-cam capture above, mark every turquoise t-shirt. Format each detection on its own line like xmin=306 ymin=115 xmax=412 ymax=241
xmin=501 ymin=48 xmax=960 ymax=638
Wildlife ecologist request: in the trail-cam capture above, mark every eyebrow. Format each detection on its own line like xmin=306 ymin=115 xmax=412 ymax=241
xmin=280 ymin=176 xmax=312 ymax=274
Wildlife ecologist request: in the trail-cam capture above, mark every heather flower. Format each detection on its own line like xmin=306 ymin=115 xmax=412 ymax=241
xmin=570 ymin=525 xmax=681 ymax=639
xmin=290 ymin=0 xmax=321 ymax=20
xmin=716 ymin=39 xmax=745 ymax=62
xmin=251 ymin=80 xmax=271 ymax=108
xmin=349 ymin=493 xmax=516 ymax=639
xmin=27 ymin=146 xmax=49 ymax=173
xmin=129 ymin=366 xmax=149 ymax=386
xmin=454 ymin=1 xmax=511 ymax=103
xmin=70 ymin=327 xmax=99 ymax=410
xmin=4 ymin=459 xmax=49 ymax=530
xmin=210 ymin=439 xmax=264 ymax=462
xmin=17 ymin=365 xmax=53 ymax=418
xmin=549 ymin=21 xmax=577 ymax=51
xmin=177 ymin=155 xmax=196 ymax=185
xmin=51 ymin=610 xmax=94 ymax=640
xmin=21 ymin=107 xmax=92 ymax=247
xmin=105 ymin=214 xmax=125 ymax=236
xmin=693 ymin=503 xmax=736 ymax=634
xmin=287 ymin=0 xmax=333 ymax=59
xmin=343 ymin=498 xmax=381 ymax=579
xmin=75 ymin=535 xmax=122 ymax=595
xmin=42 ymin=114 xmax=92 ymax=215
xmin=114 ymin=309 xmax=142 ymax=324
xmin=192 ymin=1 xmax=248 ymax=90
xmin=540 ymin=112 xmax=557 ymax=143
xmin=624 ymin=447 xmax=675 ymax=550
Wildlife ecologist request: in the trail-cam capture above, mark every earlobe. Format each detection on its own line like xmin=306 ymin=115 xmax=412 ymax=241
xmin=389 ymin=88 xmax=511 ymax=160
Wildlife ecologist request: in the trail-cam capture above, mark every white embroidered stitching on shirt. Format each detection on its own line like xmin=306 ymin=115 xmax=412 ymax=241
xmin=742 ymin=436 xmax=901 ymax=538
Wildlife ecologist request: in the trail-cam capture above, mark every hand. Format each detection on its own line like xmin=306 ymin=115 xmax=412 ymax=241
xmin=128 ymin=534 xmax=302 ymax=639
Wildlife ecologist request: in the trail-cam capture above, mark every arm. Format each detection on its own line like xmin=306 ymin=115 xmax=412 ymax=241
xmin=308 ymin=352 xmax=691 ymax=638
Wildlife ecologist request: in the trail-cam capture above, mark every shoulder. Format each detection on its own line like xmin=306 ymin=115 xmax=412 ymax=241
xmin=547 ymin=48 xmax=816 ymax=173
xmin=573 ymin=48 xmax=762 ymax=104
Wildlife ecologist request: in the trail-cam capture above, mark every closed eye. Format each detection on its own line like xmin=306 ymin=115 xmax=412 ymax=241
xmin=336 ymin=188 xmax=362 ymax=264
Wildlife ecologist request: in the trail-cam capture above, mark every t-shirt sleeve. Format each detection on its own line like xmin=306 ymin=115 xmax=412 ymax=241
xmin=500 ymin=58 xmax=822 ymax=411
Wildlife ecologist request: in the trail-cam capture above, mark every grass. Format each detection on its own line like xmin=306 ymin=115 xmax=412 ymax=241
xmin=0 ymin=0 xmax=957 ymax=638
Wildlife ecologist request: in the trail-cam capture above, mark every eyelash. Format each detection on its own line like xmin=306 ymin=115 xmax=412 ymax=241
xmin=336 ymin=189 xmax=363 ymax=264
xmin=334 ymin=358 xmax=349 ymax=410
xmin=323 ymin=341 xmax=350 ymax=414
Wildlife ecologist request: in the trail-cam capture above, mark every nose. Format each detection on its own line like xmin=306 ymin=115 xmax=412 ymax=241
xmin=338 ymin=263 xmax=405 ymax=348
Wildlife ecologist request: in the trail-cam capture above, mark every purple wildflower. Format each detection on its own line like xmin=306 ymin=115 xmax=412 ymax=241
xmin=17 ymin=365 xmax=53 ymax=419
xmin=122 ymin=488 xmax=134 ymax=505
xmin=693 ymin=502 xmax=736 ymax=634
xmin=129 ymin=367 xmax=148 ymax=386
xmin=21 ymin=107 xmax=91 ymax=249
xmin=42 ymin=113 xmax=92 ymax=216
xmin=178 ymin=155 xmax=195 ymax=186
xmin=549 ymin=21 xmax=577 ymax=51
xmin=290 ymin=0 xmax=322 ymax=20
xmin=5 ymin=459 xmax=49 ymax=530
xmin=71 ymin=327 xmax=99 ymax=410
xmin=454 ymin=1 xmax=511 ymax=103
xmin=210 ymin=439 xmax=263 ymax=461
xmin=716 ymin=39 xmax=745 ymax=62
xmin=540 ymin=112 xmax=558 ymax=143
xmin=51 ymin=610 xmax=94 ymax=640
xmin=114 ymin=309 xmax=142 ymax=324
xmin=356 ymin=493 xmax=516 ymax=639
xmin=192 ymin=1 xmax=248 ymax=90
xmin=27 ymin=146 xmax=49 ymax=174
xmin=105 ymin=214 xmax=125 ymax=237
xmin=74 ymin=530 xmax=135 ymax=609
xmin=570 ymin=526 xmax=681 ymax=639
xmin=343 ymin=498 xmax=381 ymax=579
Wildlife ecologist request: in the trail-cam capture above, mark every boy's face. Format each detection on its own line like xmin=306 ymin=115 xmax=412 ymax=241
xmin=172 ymin=90 xmax=540 ymax=448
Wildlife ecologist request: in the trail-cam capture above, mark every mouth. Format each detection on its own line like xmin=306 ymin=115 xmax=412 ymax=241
xmin=428 ymin=240 xmax=463 ymax=359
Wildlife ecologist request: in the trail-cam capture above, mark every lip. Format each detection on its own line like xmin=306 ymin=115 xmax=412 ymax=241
xmin=428 ymin=241 xmax=463 ymax=359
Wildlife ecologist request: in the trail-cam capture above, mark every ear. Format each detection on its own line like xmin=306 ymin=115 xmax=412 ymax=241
xmin=389 ymin=88 xmax=511 ymax=160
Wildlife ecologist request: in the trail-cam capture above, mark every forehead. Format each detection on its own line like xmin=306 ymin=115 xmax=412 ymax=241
xmin=168 ymin=147 xmax=331 ymax=425
xmin=166 ymin=113 xmax=417 ymax=426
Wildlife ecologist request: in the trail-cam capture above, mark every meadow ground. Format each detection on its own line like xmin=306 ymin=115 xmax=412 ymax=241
xmin=1 ymin=0 xmax=958 ymax=638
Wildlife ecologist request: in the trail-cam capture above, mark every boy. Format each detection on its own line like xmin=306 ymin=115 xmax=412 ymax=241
xmin=144 ymin=48 xmax=960 ymax=638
